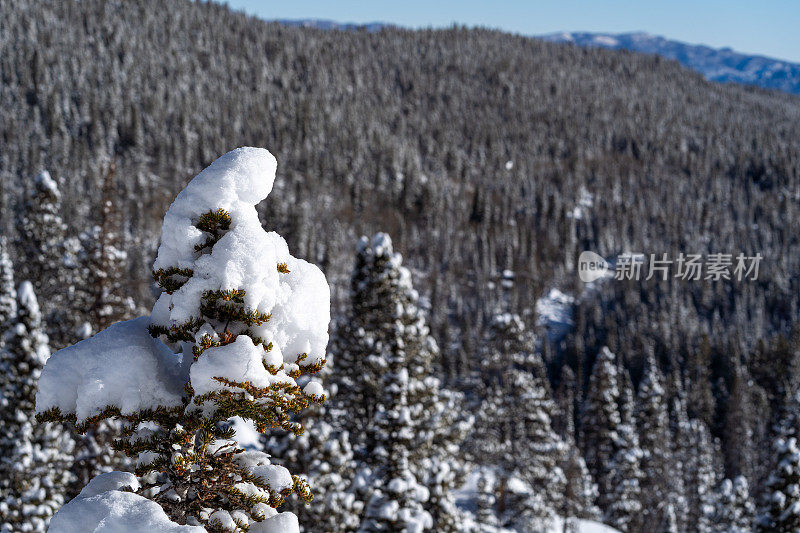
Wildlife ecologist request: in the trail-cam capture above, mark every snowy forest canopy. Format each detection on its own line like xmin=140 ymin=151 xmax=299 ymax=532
xmin=2 ymin=0 xmax=800 ymax=531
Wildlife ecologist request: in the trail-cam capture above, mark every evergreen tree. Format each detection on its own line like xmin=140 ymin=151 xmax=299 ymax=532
xmin=635 ymin=352 xmax=673 ymax=528
xmin=560 ymin=446 xmax=601 ymax=523
xmin=357 ymin=351 xmax=431 ymax=532
xmin=667 ymin=373 xmax=710 ymax=533
xmin=680 ymin=418 xmax=719 ymax=533
xmin=338 ymin=233 xmax=467 ymax=531
xmin=77 ymin=161 xmax=132 ymax=331
xmin=264 ymin=325 xmax=363 ymax=533
xmin=269 ymin=418 xmax=363 ymax=532
xmin=605 ymin=365 xmax=644 ymax=532
xmin=712 ymin=476 xmax=755 ymax=532
xmin=756 ymin=393 xmax=800 ymax=532
xmin=723 ymin=357 xmax=759 ymax=483
xmin=581 ymin=347 xmax=643 ymax=532
xmin=655 ymin=502 xmax=679 ymax=533
xmin=554 ymin=365 xmax=601 ymax=522
xmin=0 ymin=237 xmax=16 ymax=337
xmin=14 ymin=170 xmax=80 ymax=348
xmin=38 ymin=148 xmax=331 ymax=531
xmin=0 ymin=282 xmax=74 ymax=531
xmin=471 ymin=313 xmax=567 ymax=530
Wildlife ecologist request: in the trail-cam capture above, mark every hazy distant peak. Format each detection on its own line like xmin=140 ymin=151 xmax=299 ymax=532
xmin=542 ymin=31 xmax=800 ymax=95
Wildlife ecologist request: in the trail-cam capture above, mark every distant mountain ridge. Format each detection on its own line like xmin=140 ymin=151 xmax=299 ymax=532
xmin=275 ymin=18 xmax=389 ymax=33
xmin=542 ymin=31 xmax=800 ymax=95
xmin=273 ymin=20 xmax=800 ymax=96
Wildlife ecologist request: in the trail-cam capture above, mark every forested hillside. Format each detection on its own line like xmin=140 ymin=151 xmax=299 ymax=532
xmin=2 ymin=0 xmax=800 ymax=530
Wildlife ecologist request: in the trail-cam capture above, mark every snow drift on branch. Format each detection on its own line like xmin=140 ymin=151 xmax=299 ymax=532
xmin=150 ymin=147 xmax=329 ymax=369
xmin=35 ymin=317 xmax=186 ymax=422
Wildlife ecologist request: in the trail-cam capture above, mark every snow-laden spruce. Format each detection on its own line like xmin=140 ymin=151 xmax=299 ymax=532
xmin=36 ymin=148 xmax=331 ymax=532
xmin=0 ymin=281 xmax=75 ymax=532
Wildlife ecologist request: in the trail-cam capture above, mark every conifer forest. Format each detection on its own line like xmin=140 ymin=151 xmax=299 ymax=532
xmin=2 ymin=1 xmax=800 ymax=532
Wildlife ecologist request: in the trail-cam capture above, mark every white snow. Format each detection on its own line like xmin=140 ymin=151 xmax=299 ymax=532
xmin=189 ymin=335 xmax=294 ymax=398
xmin=77 ymin=472 xmax=140 ymax=498
xmin=49 ymin=473 xmax=205 ymax=532
xmin=150 ymin=147 xmax=329 ymax=369
xmin=34 ymin=170 xmax=60 ymax=197
xmin=592 ymin=35 xmax=620 ymax=47
xmin=535 ymin=288 xmax=575 ymax=343
xmin=249 ymin=512 xmax=299 ymax=533
xmin=303 ymin=380 xmax=325 ymax=398
xmin=50 ymin=471 xmax=299 ymax=533
xmin=230 ymin=416 xmax=263 ymax=450
xmin=36 ymin=317 xmax=186 ymax=422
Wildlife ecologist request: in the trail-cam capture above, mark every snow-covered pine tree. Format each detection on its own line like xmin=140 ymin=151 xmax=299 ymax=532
xmin=678 ymin=417 xmax=719 ymax=533
xmin=471 ymin=312 xmax=567 ymax=530
xmin=667 ymin=372 xmax=711 ymax=533
xmin=36 ymin=148 xmax=331 ymax=532
xmin=0 ymin=282 xmax=74 ymax=532
xmin=712 ymin=476 xmax=755 ymax=532
xmin=77 ymin=160 xmax=132 ymax=331
xmin=0 ymin=237 xmax=16 ymax=337
xmin=357 ymin=327 xmax=432 ymax=532
xmin=581 ymin=348 xmax=620 ymax=490
xmin=267 ymin=417 xmax=363 ymax=532
xmin=337 ymin=233 xmax=468 ymax=531
xmin=635 ymin=352 xmax=673 ymax=528
xmin=756 ymin=393 xmax=800 ymax=532
xmin=605 ymin=364 xmax=644 ymax=532
xmin=14 ymin=170 xmax=79 ymax=348
xmin=555 ymin=365 xmax=601 ymax=522
xmin=580 ymin=347 xmax=642 ymax=532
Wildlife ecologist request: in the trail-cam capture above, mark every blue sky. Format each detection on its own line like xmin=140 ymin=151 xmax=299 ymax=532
xmin=222 ymin=1 xmax=800 ymax=63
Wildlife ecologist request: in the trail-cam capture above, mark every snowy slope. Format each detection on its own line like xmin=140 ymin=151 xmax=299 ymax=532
xmin=542 ymin=32 xmax=800 ymax=95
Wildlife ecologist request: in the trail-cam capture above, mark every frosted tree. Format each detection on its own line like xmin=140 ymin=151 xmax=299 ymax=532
xmin=555 ymin=366 xmax=600 ymax=522
xmin=0 ymin=282 xmax=74 ymax=532
xmin=36 ymin=148 xmax=331 ymax=532
xmin=678 ymin=417 xmax=719 ymax=533
xmin=604 ymin=365 xmax=644 ymax=532
xmin=756 ymin=393 xmax=800 ymax=533
xmin=581 ymin=347 xmax=642 ymax=532
xmin=560 ymin=445 xmax=601 ymax=523
xmin=635 ymin=352 xmax=673 ymax=527
xmin=338 ymin=233 xmax=467 ymax=531
xmin=712 ymin=476 xmax=754 ymax=532
xmin=0 ymin=237 xmax=16 ymax=336
xmin=77 ymin=161 xmax=132 ymax=330
xmin=471 ymin=313 xmax=567 ymax=530
xmin=267 ymin=418 xmax=363 ymax=532
xmin=357 ymin=332 xmax=432 ymax=532
xmin=14 ymin=170 xmax=79 ymax=347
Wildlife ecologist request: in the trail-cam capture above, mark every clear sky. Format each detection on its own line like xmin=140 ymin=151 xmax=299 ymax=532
xmin=221 ymin=1 xmax=800 ymax=63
